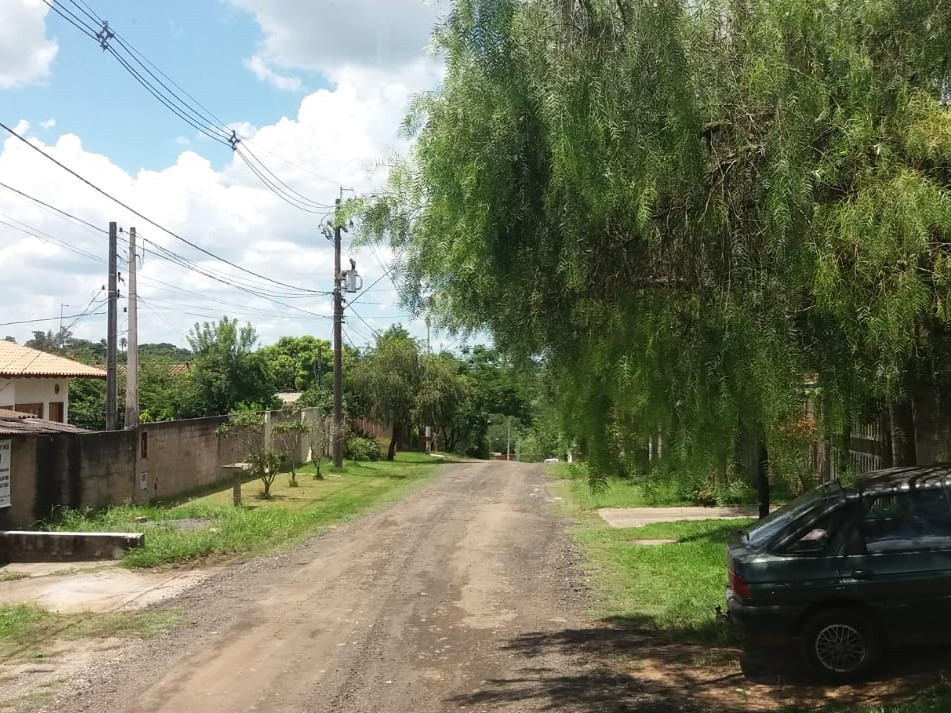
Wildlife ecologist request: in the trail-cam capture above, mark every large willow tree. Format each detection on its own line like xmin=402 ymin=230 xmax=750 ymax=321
xmin=365 ymin=0 xmax=951 ymax=506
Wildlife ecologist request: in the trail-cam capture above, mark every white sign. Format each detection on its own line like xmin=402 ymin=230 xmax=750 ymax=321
xmin=0 ymin=440 xmax=10 ymax=508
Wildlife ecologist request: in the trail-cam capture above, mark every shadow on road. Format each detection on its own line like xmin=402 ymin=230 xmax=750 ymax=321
xmin=447 ymin=622 xmax=951 ymax=712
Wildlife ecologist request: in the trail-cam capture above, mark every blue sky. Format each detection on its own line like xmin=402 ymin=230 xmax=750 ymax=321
xmin=0 ymin=0 xmax=462 ymax=352
xmin=7 ymin=1 xmax=324 ymax=173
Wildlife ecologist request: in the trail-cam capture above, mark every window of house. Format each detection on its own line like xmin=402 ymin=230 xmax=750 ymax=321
xmin=14 ymin=403 xmax=43 ymax=418
xmin=141 ymin=431 xmax=148 ymax=459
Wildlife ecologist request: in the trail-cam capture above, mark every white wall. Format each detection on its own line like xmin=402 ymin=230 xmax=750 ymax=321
xmin=0 ymin=377 xmax=69 ymax=421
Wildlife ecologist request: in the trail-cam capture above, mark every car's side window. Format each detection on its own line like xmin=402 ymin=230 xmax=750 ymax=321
xmin=781 ymin=511 xmax=840 ymax=556
xmin=862 ymin=488 xmax=951 ymax=554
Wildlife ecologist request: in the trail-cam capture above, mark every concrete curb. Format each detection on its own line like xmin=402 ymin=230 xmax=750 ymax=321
xmin=0 ymin=530 xmax=144 ymax=562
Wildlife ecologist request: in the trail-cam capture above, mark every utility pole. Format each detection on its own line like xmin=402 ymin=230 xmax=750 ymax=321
xmin=124 ymin=227 xmax=139 ymax=429
xmin=58 ymin=304 xmax=69 ymax=349
xmin=105 ymin=221 xmax=118 ymax=431
xmin=316 ymin=343 xmax=324 ymax=389
xmin=332 ymin=197 xmax=344 ymax=468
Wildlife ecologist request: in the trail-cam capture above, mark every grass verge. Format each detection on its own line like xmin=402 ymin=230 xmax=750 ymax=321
xmin=552 ymin=468 xmax=951 ymax=712
xmin=49 ymin=452 xmax=448 ymax=568
xmin=553 ymin=474 xmax=752 ymax=643
xmin=0 ymin=603 xmax=182 ymax=661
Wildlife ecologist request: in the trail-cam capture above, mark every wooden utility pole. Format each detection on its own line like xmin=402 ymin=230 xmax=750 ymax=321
xmin=124 ymin=227 xmax=139 ymax=428
xmin=105 ymin=221 xmax=118 ymax=430
xmin=332 ymin=197 xmax=344 ymax=468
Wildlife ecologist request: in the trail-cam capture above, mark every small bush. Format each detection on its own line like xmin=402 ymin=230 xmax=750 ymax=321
xmin=346 ymin=436 xmax=380 ymax=462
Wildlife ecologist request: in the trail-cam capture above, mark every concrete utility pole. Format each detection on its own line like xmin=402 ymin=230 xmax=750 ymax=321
xmin=124 ymin=227 xmax=139 ymax=429
xmin=332 ymin=197 xmax=344 ymax=468
xmin=105 ymin=221 xmax=118 ymax=430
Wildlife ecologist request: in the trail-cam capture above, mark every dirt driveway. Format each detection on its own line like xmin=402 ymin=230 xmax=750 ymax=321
xmin=15 ymin=460 xmax=949 ymax=713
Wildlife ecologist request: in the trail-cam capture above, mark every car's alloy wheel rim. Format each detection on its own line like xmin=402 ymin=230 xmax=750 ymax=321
xmin=814 ymin=623 xmax=866 ymax=673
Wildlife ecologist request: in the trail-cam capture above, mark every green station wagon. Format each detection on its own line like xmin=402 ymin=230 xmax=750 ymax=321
xmin=724 ymin=466 xmax=951 ymax=680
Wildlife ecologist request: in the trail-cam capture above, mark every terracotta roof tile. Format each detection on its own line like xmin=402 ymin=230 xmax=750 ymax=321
xmin=0 ymin=341 xmax=107 ymax=379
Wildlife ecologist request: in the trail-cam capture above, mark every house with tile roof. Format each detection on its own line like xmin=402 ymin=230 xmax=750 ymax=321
xmin=0 ymin=341 xmax=106 ymax=424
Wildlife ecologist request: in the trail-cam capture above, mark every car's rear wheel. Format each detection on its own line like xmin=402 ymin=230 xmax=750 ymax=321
xmin=801 ymin=608 xmax=880 ymax=681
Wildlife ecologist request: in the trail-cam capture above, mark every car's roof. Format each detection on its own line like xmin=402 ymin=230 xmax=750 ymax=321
xmin=850 ymin=465 xmax=951 ymax=495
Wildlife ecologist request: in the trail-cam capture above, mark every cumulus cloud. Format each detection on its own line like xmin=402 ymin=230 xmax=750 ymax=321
xmin=244 ymin=55 xmax=302 ymax=92
xmin=227 ymin=0 xmax=443 ymax=76
xmin=0 ymin=64 xmax=436 ymax=346
xmin=0 ymin=0 xmax=58 ymax=89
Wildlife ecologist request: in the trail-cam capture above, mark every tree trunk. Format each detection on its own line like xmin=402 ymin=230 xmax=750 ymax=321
xmin=387 ymin=422 xmax=402 ymax=461
xmin=879 ymin=409 xmax=893 ymax=468
xmin=757 ymin=438 xmax=770 ymax=519
xmin=890 ymin=399 xmax=916 ymax=466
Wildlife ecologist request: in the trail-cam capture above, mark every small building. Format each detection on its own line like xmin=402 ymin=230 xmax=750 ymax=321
xmin=0 ymin=341 xmax=106 ymax=423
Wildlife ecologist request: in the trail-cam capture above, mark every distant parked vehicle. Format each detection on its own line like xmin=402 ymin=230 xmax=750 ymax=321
xmin=722 ymin=466 xmax=951 ymax=680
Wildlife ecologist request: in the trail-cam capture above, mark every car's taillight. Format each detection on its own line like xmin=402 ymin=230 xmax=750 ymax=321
xmin=729 ymin=569 xmax=751 ymax=600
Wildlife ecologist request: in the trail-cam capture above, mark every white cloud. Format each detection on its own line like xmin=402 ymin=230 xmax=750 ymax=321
xmin=0 ymin=0 xmax=58 ymax=89
xmin=244 ymin=55 xmax=302 ymax=92
xmin=227 ymin=0 xmax=443 ymax=76
xmin=0 ymin=65 xmax=437 ymax=347
xmin=39 ymin=118 xmax=56 ymax=130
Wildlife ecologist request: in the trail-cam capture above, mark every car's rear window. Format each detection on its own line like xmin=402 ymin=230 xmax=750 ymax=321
xmin=746 ymin=483 xmax=843 ymax=549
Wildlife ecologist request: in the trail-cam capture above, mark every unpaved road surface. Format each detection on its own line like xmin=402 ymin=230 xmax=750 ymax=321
xmin=36 ymin=460 xmax=620 ymax=713
xmin=19 ymin=460 xmax=950 ymax=713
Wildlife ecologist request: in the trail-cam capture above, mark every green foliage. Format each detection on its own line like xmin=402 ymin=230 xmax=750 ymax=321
xmin=258 ymin=335 xmax=330 ymax=392
xmin=271 ymin=416 xmax=309 ymax=483
xmin=68 ymin=377 xmax=106 ymax=430
xmin=363 ymin=0 xmax=951 ymax=489
xmin=182 ymin=317 xmax=276 ymax=418
xmin=46 ymin=454 xmax=440 ymax=567
xmin=351 ymin=325 xmax=421 ymax=459
xmin=247 ymin=448 xmax=282 ymax=498
xmin=346 ymin=436 xmax=381 ymax=462
xmin=514 ymin=431 xmax=545 ymax=462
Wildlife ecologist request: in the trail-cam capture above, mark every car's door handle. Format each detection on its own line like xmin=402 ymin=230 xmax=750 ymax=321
xmin=851 ymin=569 xmax=874 ymax=580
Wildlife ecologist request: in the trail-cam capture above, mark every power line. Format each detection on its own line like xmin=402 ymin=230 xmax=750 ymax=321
xmin=0 ymin=120 xmax=325 ymax=295
xmin=348 ymin=267 xmax=396 ymax=307
xmin=0 ymin=311 xmax=106 ymax=328
xmin=0 ymin=180 xmax=107 ymax=236
xmin=46 ymin=1 xmax=348 ymax=212
xmin=0 ymin=214 xmax=103 ymax=263
xmin=344 ymin=304 xmax=383 ymax=339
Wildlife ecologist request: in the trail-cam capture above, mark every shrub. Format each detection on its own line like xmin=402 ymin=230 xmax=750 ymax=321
xmin=346 ymin=436 xmax=380 ymax=462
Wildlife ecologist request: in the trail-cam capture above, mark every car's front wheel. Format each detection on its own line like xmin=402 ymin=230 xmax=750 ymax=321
xmin=801 ymin=608 xmax=880 ymax=681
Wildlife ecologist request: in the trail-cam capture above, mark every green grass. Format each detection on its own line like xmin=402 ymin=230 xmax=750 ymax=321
xmin=49 ymin=452 xmax=447 ymax=568
xmin=789 ymin=682 xmax=951 ymax=713
xmin=0 ymin=603 xmax=182 ymax=661
xmin=550 ymin=462 xmax=689 ymax=507
xmin=554 ymin=474 xmax=751 ymax=642
xmin=553 ymin=473 xmax=951 ymax=713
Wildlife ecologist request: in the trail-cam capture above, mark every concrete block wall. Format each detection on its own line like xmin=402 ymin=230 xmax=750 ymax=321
xmin=0 ymin=414 xmax=302 ymax=528
xmin=135 ymin=416 xmax=259 ymax=503
xmin=0 ymin=431 xmax=136 ymax=529
xmin=1 ymin=436 xmax=38 ymax=528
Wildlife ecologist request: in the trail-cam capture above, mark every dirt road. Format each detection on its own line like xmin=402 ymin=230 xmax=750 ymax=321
xmin=39 ymin=460 xmax=614 ymax=713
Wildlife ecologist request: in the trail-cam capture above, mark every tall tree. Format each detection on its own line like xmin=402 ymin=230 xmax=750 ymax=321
xmin=183 ymin=317 xmax=276 ymax=417
xmin=352 ymin=326 xmax=421 ymax=460
xmin=364 ymin=0 xmax=951 ymax=507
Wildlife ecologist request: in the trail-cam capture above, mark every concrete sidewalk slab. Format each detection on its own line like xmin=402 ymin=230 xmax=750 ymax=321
xmin=0 ymin=562 xmax=216 ymax=612
xmin=598 ymin=505 xmax=761 ymax=528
